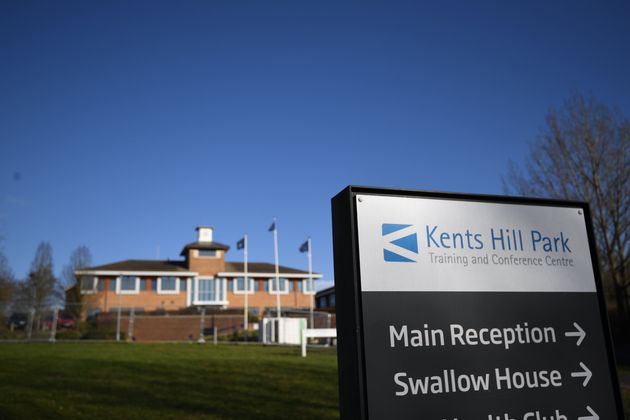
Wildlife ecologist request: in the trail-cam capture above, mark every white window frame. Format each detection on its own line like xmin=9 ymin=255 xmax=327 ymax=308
xmin=80 ymin=276 xmax=97 ymax=294
xmin=232 ymin=277 xmax=255 ymax=294
xmin=193 ymin=277 xmax=228 ymax=305
xmin=268 ymin=278 xmax=289 ymax=295
xmin=302 ymin=278 xmax=316 ymax=295
xmin=116 ymin=276 xmax=140 ymax=295
xmin=157 ymin=276 xmax=180 ymax=295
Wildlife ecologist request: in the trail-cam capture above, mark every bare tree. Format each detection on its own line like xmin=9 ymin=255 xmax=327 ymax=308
xmin=63 ymin=246 xmax=93 ymax=317
xmin=20 ymin=242 xmax=59 ymax=323
xmin=62 ymin=245 xmax=92 ymax=288
xmin=505 ymin=94 xmax=630 ymax=322
xmin=0 ymin=248 xmax=15 ymax=320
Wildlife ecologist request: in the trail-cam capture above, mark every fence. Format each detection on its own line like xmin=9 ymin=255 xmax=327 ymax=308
xmin=0 ymin=302 xmax=336 ymax=344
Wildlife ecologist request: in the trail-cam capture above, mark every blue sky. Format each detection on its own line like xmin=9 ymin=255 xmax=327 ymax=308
xmin=1 ymin=0 xmax=629 ymax=289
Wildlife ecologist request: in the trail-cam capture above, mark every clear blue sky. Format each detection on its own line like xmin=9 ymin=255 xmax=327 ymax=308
xmin=1 ymin=1 xmax=629 ymax=290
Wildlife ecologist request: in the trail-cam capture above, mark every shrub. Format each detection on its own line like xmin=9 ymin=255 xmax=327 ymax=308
xmin=55 ymin=330 xmax=83 ymax=340
xmin=81 ymin=329 xmax=124 ymax=340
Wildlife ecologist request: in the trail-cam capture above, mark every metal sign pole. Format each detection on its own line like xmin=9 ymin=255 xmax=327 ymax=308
xmin=308 ymin=237 xmax=314 ymax=329
xmin=127 ymin=308 xmax=135 ymax=342
xmin=244 ymin=234 xmax=249 ymax=341
xmin=49 ymin=308 xmax=58 ymax=343
xmin=198 ymin=307 xmax=206 ymax=344
xmin=116 ymin=275 xmax=122 ymax=342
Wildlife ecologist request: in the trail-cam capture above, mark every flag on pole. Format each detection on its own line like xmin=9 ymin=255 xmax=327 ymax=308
xmin=236 ymin=238 xmax=245 ymax=250
xmin=268 ymin=221 xmax=276 ymax=232
xmin=299 ymin=240 xmax=309 ymax=253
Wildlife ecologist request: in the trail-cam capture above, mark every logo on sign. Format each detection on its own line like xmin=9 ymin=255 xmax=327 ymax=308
xmin=382 ymin=224 xmax=419 ymax=262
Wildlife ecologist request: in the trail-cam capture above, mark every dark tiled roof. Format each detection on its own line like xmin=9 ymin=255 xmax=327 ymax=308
xmin=316 ymin=285 xmax=335 ymax=297
xmin=224 ymin=262 xmax=316 ymax=275
xmin=179 ymin=241 xmax=230 ymax=256
xmin=79 ymin=259 xmax=316 ymax=276
xmin=81 ymin=259 xmax=190 ymax=273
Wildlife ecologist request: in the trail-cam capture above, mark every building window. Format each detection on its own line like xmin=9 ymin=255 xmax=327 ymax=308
xmin=195 ymin=278 xmax=225 ymax=303
xmin=268 ymin=278 xmax=288 ymax=294
xmin=80 ymin=276 xmax=97 ymax=294
xmin=303 ymin=279 xmax=315 ymax=294
xmin=198 ymin=250 xmax=217 ymax=257
xmin=233 ymin=277 xmax=254 ymax=294
xmin=158 ymin=276 xmax=179 ymax=294
xmin=117 ymin=276 xmax=140 ymax=294
xmin=330 ymin=294 xmax=335 ymax=307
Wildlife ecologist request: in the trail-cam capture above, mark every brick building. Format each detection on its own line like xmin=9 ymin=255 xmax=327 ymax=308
xmin=68 ymin=226 xmax=321 ymax=316
xmin=315 ymin=285 xmax=336 ymax=312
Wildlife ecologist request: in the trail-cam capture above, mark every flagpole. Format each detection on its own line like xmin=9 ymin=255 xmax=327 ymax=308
xmin=273 ymin=218 xmax=281 ymax=331
xmin=243 ymin=234 xmax=248 ymax=339
xmin=308 ymin=237 xmax=313 ymax=329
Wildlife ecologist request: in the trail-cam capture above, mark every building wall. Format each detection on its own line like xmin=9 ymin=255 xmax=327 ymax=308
xmin=75 ymin=251 xmax=315 ymax=315
xmin=226 ymin=279 xmax=314 ymax=313
xmin=78 ymin=276 xmax=314 ymax=315
xmin=187 ymin=249 xmax=225 ymax=276
xmin=96 ymin=314 xmax=244 ymax=342
xmin=87 ymin=277 xmax=188 ymax=313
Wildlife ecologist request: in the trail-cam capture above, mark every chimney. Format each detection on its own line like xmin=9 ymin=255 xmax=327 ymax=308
xmin=196 ymin=226 xmax=213 ymax=243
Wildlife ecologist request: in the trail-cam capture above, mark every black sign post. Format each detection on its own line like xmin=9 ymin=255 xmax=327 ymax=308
xmin=332 ymin=186 xmax=624 ymax=420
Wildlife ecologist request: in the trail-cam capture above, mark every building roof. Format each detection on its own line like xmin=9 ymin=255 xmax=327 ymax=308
xmin=179 ymin=241 xmax=230 ymax=256
xmin=75 ymin=259 xmax=319 ymax=277
xmin=223 ymin=262 xmax=318 ymax=275
xmin=315 ymin=285 xmax=335 ymax=297
xmin=79 ymin=259 xmax=190 ymax=273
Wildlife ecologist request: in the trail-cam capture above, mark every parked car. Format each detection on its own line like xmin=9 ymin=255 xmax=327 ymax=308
xmin=56 ymin=318 xmax=77 ymax=329
xmin=43 ymin=317 xmax=77 ymax=330
xmin=6 ymin=313 xmax=28 ymax=330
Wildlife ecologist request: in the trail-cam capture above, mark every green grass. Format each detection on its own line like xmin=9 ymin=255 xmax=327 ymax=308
xmin=0 ymin=343 xmax=339 ymax=420
xmin=1 ymin=343 xmax=628 ymax=419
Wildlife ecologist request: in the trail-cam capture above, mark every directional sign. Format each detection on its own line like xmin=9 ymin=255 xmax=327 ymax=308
xmin=331 ymin=187 xmax=624 ymax=420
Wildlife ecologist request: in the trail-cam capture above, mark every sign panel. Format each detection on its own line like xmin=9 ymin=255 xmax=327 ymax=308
xmin=331 ymin=187 xmax=623 ymax=420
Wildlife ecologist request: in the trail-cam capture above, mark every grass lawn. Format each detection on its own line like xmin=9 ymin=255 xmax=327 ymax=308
xmin=0 ymin=343 xmax=339 ymax=420
xmin=1 ymin=343 xmax=629 ymax=419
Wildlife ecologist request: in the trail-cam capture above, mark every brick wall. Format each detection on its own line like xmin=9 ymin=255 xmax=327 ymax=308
xmin=227 ymin=278 xmax=314 ymax=313
xmin=94 ymin=277 xmax=188 ymax=312
xmin=187 ymin=250 xmax=225 ymax=276
xmin=97 ymin=314 xmax=245 ymax=342
xmin=95 ymin=312 xmax=334 ymax=342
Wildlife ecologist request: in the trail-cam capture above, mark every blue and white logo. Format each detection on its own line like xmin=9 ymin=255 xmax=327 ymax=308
xmin=382 ymin=224 xmax=418 ymax=262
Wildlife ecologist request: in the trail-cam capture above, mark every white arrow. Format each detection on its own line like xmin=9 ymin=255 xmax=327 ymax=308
xmin=578 ymin=405 xmax=598 ymax=420
xmin=571 ymin=362 xmax=592 ymax=387
xmin=565 ymin=322 xmax=586 ymax=346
